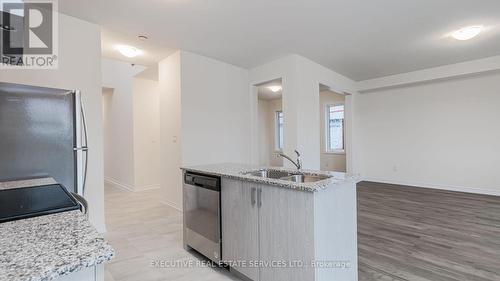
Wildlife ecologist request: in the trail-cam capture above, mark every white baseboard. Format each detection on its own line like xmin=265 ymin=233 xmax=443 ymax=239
xmin=135 ymin=184 xmax=161 ymax=191
xmin=104 ymin=177 xmax=160 ymax=192
xmin=160 ymin=199 xmax=182 ymax=212
xmin=105 ymin=177 xmax=134 ymax=192
xmin=362 ymin=177 xmax=500 ymax=197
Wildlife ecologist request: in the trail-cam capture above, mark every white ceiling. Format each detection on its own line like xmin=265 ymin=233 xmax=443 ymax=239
xmin=101 ymin=29 xmax=173 ymax=80
xmin=101 ymin=29 xmax=176 ymax=68
xmin=59 ymin=0 xmax=500 ymax=81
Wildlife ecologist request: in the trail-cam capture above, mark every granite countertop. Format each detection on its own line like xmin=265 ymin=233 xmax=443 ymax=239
xmin=181 ymin=163 xmax=354 ymax=192
xmin=0 ymin=177 xmax=57 ymax=190
xmin=0 ymin=178 xmax=115 ymax=281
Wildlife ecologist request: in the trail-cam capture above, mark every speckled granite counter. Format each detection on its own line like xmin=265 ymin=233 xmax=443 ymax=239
xmin=0 ymin=179 xmax=114 ymax=281
xmin=181 ymin=163 xmax=354 ymax=192
xmin=0 ymin=177 xmax=57 ymax=190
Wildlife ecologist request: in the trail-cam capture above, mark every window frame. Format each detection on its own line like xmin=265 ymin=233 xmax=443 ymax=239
xmin=275 ymin=110 xmax=284 ymax=152
xmin=325 ymin=103 xmax=345 ymax=154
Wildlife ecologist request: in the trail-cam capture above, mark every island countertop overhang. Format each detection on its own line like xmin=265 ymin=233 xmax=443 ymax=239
xmin=181 ymin=163 xmax=354 ymax=192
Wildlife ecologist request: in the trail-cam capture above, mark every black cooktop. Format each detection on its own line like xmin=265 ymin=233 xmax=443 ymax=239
xmin=0 ymin=184 xmax=80 ymax=223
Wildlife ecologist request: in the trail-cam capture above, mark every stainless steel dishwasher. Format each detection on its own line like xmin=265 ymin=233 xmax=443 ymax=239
xmin=183 ymin=172 xmax=221 ymax=263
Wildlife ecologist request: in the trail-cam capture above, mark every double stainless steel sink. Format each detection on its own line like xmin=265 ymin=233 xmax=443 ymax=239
xmin=244 ymin=169 xmax=330 ymax=183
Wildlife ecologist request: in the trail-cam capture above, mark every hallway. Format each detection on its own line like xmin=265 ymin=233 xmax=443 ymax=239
xmin=103 ymin=185 xmax=238 ymax=281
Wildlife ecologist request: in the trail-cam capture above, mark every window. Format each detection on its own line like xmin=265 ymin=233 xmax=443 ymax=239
xmin=326 ymin=104 xmax=344 ymax=152
xmin=275 ymin=111 xmax=284 ymax=151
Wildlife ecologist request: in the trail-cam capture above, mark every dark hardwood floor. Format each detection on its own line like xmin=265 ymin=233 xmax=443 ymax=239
xmin=357 ymin=181 xmax=500 ymax=281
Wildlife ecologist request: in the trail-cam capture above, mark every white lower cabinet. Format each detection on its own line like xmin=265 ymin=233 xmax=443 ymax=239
xmin=221 ymin=179 xmax=315 ymax=281
xmin=221 ymin=179 xmax=260 ymax=280
xmin=258 ymin=183 xmax=315 ymax=281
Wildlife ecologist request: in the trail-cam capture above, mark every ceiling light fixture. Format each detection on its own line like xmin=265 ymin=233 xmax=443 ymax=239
xmin=451 ymin=26 xmax=483 ymax=41
xmin=268 ymin=86 xmax=282 ymax=93
xmin=138 ymin=35 xmax=148 ymax=41
xmin=115 ymin=45 xmax=143 ymax=58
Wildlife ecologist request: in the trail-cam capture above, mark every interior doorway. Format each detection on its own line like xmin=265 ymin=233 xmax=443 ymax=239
xmin=319 ymin=84 xmax=347 ymax=172
xmin=255 ymin=79 xmax=283 ymax=167
xmin=101 ymin=87 xmax=114 ymax=180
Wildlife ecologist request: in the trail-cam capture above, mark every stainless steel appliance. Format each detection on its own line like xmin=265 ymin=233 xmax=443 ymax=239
xmin=183 ymin=172 xmax=221 ymax=263
xmin=0 ymin=82 xmax=89 ymax=196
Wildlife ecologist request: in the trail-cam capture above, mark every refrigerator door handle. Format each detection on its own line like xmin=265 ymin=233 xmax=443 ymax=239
xmin=71 ymin=192 xmax=89 ymax=217
xmin=80 ymin=91 xmax=89 ymax=197
xmin=74 ymin=90 xmax=89 ymax=197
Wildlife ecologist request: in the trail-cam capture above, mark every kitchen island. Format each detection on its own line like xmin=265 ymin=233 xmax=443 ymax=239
xmin=181 ymin=163 xmax=358 ymax=281
xmin=0 ymin=179 xmax=114 ymax=281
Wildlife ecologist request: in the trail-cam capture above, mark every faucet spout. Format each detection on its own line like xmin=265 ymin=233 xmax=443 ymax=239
xmin=277 ymin=150 xmax=302 ymax=170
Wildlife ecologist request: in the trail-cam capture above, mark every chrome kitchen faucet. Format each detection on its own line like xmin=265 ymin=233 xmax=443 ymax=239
xmin=277 ymin=150 xmax=302 ymax=170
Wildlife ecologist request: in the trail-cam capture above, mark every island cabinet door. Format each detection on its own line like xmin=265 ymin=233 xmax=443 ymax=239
xmin=258 ymin=184 xmax=315 ymax=281
xmin=221 ymin=179 xmax=260 ymax=281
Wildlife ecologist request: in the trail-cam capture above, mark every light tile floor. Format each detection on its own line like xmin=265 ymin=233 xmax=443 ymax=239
xmin=104 ymin=185 xmax=239 ymax=281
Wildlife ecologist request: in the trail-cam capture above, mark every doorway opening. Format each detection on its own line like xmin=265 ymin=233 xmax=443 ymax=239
xmin=319 ymin=84 xmax=347 ymax=172
xmin=255 ymin=78 xmax=283 ymax=167
xmin=101 ymin=87 xmax=114 ymax=181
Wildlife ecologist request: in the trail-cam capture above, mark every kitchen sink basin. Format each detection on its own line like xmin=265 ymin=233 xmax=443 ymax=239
xmin=244 ymin=169 xmax=330 ymax=183
xmin=280 ymin=174 xmax=330 ymax=183
xmin=245 ymin=169 xmax=293 ymax=179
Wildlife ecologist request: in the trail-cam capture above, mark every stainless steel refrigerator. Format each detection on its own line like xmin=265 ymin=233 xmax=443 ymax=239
xmin=0 ymin=82 xmax=88 ymax=195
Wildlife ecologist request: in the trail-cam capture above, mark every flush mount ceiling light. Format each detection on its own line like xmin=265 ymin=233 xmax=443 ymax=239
xmin=115 ymin=45 xmax=143 ymax=58
xmin=268 ymin=85 xmax=282 ymax=93
xmin=451 ymin=26 xmax=483 ymax=41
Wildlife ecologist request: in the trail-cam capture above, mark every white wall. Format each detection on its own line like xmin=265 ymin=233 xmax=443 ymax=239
xmin=0 ymin=14 xmax=106 ymax=231
xmin=319 ymin=91 xmax=346 ymax=172
xmin=257 ymin=99 xmax=270 ymax=166
xmin=102 ymin=87 xmax=114 ymax=186
xmin=102 ymin=59 xmax=138 ymax=189
xmin=159 ymin=52 xmax=182 ymax=210
xmin=158 ymin=51 xmax=251 ymax=209
xmin=101 ymin=59 xmax=145 ymax=190
xmin=258 ymin=98 xmax=283 ymax=166
xmin=101 ymin=59 xmax=160 ymax=191
xmin=249 ymin=55 xmax=357 ymax=171
xmin=180 ymin=51 xmax=251 ymax=166
xmin=133 ymin=78 xmax=161 ymax=190
xmin=356 ymin=72 xmax=500 ymax=195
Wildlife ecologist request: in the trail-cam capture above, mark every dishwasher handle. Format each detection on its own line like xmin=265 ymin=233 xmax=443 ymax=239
xmin=184 ymin=172 xmax=221 ymax=191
